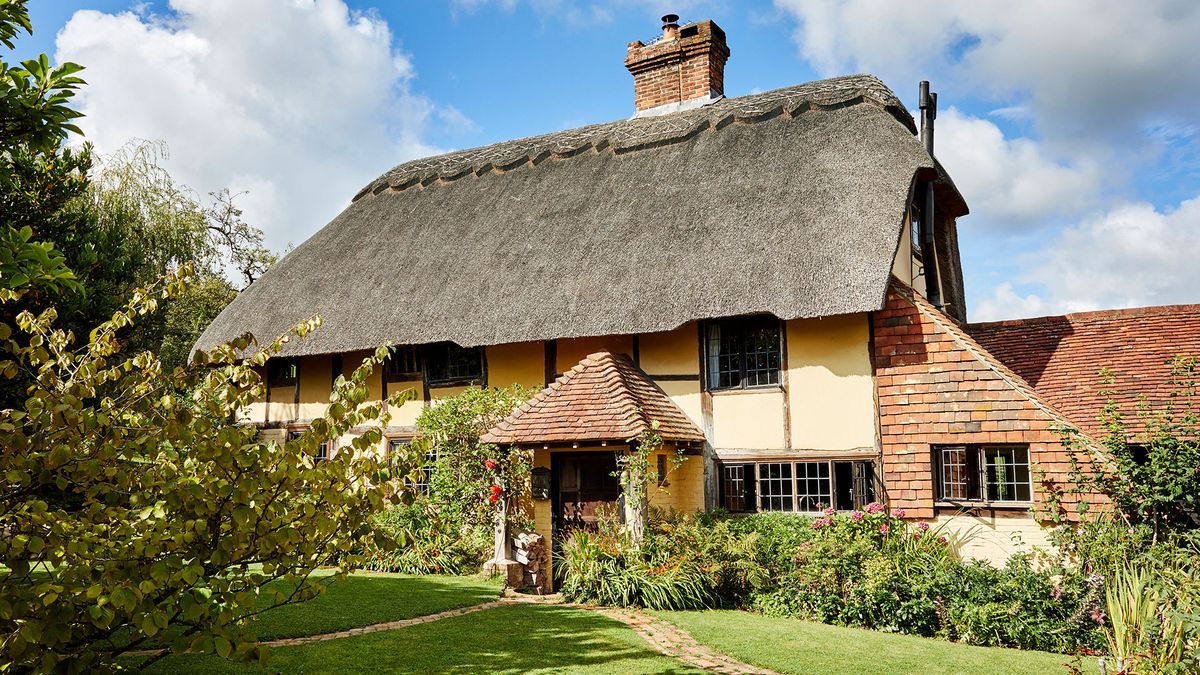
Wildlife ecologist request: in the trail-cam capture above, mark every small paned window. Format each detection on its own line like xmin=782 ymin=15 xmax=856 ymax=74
xmin=391 ymin=438 xmax=438 ymax=495
xmin=289 ymin=429 xmax=328 ymax=463
xmin=721 ymin=460 xmax=874 ymax=514
xmin=719 ymin=464 xmax=749 ymax=512
xmin=268 ymin=358 xmax=298 ymax=388
xmin=937 ymin=445 xmax=1031 ymax=503
xmin=385 ymin=346 xmax=422 ymax=380
xmin=424 ymin=343 xmax=483 ymax=385
xmin=910 ymin=196 xmax=925 ymax=255
xmin=758 ymin=462 xmax=794 ymax=512
xmin=794 ymin=461 xmax=832 ymax=512
xmin=704 ymin=317 xmax=782 ymax=391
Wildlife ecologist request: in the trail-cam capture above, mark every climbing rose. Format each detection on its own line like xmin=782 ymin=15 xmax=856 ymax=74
xmin=850 ymin=510 xmax=864 ymax=522
xmin=485 ymin=459 xmax=498 ymax=471
xmin=891 ymin=508 xmax=906 ymax=518
xmin=490 ymin=485 xmax=503 ymax=495
xmin=916 ymin=521 xmax=930 ymax=532
xmin=489 ymin=494 xmax=499 ymax=503
xmin=865 ymin=502 xmax=884 ymax=514
xmin=879 ymin=524 xmax=890 ymax=534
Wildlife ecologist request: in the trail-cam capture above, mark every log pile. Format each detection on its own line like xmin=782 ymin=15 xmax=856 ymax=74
xmin=511 ymin=531 xmax=551 ymax=594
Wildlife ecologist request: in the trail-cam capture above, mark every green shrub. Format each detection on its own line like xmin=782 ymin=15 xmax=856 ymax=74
xmin=556 ymin=529 xmax=715 ymax=610
xmin=359 ymin=503 xmax=490 ymax=576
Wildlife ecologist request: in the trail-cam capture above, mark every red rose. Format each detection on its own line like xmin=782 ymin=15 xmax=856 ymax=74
xmin=490 ymin=485 xmax=503 ymax=494
xmin=489 ymin=494 xmax=499 ymax=503
xmin=485 ymin=459 xmax=498 ymax=470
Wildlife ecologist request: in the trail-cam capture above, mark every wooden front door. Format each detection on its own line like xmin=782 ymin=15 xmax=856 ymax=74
xmin=552 ymin=452 xmax=621 ymax=542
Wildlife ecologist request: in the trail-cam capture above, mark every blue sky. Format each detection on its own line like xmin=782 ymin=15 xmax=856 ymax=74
xmin=13 ymin=0 xmax=1200 ymax=321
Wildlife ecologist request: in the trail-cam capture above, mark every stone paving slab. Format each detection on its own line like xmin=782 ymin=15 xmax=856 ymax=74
xmin=591 ymin=607 xmax=780 ymax=675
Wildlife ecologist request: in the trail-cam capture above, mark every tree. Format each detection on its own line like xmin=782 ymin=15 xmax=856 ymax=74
xmin=0 ymin=266 xmax=408 ymax=672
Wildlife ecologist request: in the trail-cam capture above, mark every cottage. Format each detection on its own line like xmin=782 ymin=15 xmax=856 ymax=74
xmin=195 ymin=16 xmax=1197 ymax=564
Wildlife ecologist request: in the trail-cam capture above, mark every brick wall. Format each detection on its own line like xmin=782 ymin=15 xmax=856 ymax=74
xmin=625 ymin=20 xmax=729 ymax=112
xmin=873 ymin=282 xmax=1105 ymax=520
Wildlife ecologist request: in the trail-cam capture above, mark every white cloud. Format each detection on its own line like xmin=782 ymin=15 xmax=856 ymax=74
xmin=773 ymin=0 xmax=1200 ymax=148
xmin=936 ymin=108 xmax=1101 ymax=228
xmin=973 ymin=196 xmax=1200 ymax=320
xmin=55 ymin=0 xmax=453 ymax=250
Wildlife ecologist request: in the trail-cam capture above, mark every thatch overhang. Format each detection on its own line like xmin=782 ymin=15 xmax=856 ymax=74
xmin=194 ymin=74 xmax=968 ymax=357
xmin=481 ymin=351 xmax=705 ymax=446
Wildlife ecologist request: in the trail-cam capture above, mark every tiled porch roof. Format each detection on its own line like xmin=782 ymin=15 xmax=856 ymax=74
xmin=482 ymin=351 xmax=705 ymax=446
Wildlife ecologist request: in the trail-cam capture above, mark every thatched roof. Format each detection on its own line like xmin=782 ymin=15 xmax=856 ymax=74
xmin=482 ymin=351 xmax=705 ymax=445
xmin=195 ymin=74 xmax=966 ymax=357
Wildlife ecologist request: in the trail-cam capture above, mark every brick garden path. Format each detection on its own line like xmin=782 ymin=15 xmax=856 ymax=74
xmin=590 ymin=606 xmax=779 ymax=674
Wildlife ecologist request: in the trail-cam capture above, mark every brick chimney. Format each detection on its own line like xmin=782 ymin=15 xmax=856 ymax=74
xmin=625 ymin=15 xmax=729 ymax=116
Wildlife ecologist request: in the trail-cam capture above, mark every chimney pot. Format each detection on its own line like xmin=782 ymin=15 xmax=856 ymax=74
xmin=661 ymin=13 xmax=680 ymax=40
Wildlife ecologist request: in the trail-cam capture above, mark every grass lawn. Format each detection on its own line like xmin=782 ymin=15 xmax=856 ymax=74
xmin=242 ymin=572 xmax=502 ymax=640
xmin=144 ymin=604 xmax=699 ymax=674
xmin=656 ymin=610 xmax=1074 ymax=675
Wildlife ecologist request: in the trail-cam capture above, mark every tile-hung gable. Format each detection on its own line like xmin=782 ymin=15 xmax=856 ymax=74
xmin=193 ymin=69 xmax=967 ymax=357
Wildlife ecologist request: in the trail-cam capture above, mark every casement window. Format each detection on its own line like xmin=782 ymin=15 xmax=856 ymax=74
xmin=704 ymin=316 xmax=782 ymax=391
xmin=937 ymin=445 xmax=1032 ymax=503
xmin=268 ymin=358 xmax=298 ymax=388
xmin=385 ymin=346 xmax=422 ymax=381
xmin=288 ymin=428 xmax=328 ymax=463
xmin=719 ymin=460 xmax=876 ymax=513
xmin=424 ymin=343 xmax=484 ymax=386
xmin=910 ymin=196 xmax=925 ymax=256
xmin=389 ymin=437 xmax=438 ymax=495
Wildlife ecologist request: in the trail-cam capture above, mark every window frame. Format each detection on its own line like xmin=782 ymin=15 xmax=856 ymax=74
xmin=384 ymin=346 xmax=422 ymax=381
xmin=719 ymin=459 xmax=876 ymax=514
xmin=423 ymin=342 xmax=485 ymax=387
xmin=702 ymin=316 xmax=784 ymax=392
xmin=389 ymin=436 xmax=438 ymax=495
xmin=935 ymin=444 xmax=1033 ymax=506
xmin=267 ymin=358 xmax=298 ymax=388
xmin=287 ymin=426 xmax=329 ymax=463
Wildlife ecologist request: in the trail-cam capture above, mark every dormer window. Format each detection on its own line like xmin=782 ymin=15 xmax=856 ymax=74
xmin=703 ymin=316 xmax=782 ymax=391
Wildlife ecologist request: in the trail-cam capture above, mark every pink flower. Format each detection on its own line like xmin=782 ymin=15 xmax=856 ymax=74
xmin=938 ymin=536 xmax=949 ymax=545
xmin=811 ymin=519 xmax=824 ymax=529
xmin=823 ymin=507 xmax=836 ymax=517
xmin=484 ymin=459 xmax=498 ymax=471
xmin=865 ymin=502 xmax=884 ymax=514
xmin=891 ymin=508 xmax=906 ymax=518
xmin=912 ymin=533 xmax=922 ymax=540
xmin=850 ymin=511 xmax=864 ymax=522
xmin=879 ymin=524 xmax=890 ymax=535
xmin=1090 ymin=607 xmax=1107 ymax=626
xmin=916 ymin=522 xmax=930 ymax=532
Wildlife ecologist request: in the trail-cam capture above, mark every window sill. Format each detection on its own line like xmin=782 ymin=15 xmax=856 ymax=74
xmin=427 ymin=378 xmax=483 ymax=388
xmin=935 ymin=501 xmax=1033 ymax=511
xmin=707 ymin=385 xmax=784 ymax=396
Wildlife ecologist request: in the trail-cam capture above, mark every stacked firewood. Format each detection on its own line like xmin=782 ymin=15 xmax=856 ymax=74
xmin=512 ymin=531 xmax=550 ymax=594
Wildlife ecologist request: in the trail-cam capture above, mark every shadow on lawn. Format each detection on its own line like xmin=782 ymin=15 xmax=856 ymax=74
xmin=146 ymin=603 xmax=698 ymax=674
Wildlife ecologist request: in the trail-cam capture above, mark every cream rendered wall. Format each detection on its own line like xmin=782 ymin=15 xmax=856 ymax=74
xmin=297 ymin=355 xmax=331 ymax=420
xmin=933 ymin=512 xmax=1056 ymax=566
xmin=385 ymin=379 xmax=424 ymax=426
xmin=487 ymin=341 xmax=545 ymax=389
xmin=266 ymin=386 xmax=296 ymax=423
xmin=786 ymin=314 xmax=876 ymax=451
xmin=557 ymin=335 xmax=635 ymax=372
xmin=892 ymin=214 xmax=927 ymax=295
xmin=640 ymin=323 xmax=699 ymax=375
xmin=711 ymin=390 xmax=787 ymax=450
xmin=648 ymin=449 xmax=705 ymax=513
